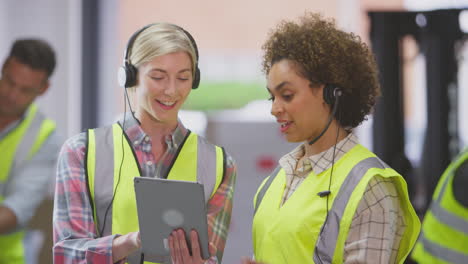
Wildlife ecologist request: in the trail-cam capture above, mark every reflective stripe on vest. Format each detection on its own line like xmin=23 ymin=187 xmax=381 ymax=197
xmin=88 ymin=125 xmax=115 ymax=236
xmin=87 ymin=123 xmax=224 ymax=237
xmin=197 ymin=136 xmax=224 ymax=202
xmin=412 ymin=151 xmax=468 ymax=264
xmin=0 ymin=103 xmax=55 ymax=264
xmin=0 ymin=104 xmax=54 ymax=188
xmin=417 ymin=231 xmax=468 ymax=264
xmin=313 ymin=157 xmax=388 ymax=263
xmin=430 ymin=172 xmax=468 ymax=235
xmin=254 ymin=166 xmax=281 ymax=215
xmin=14 ymin=107 xmax=47 ymax=165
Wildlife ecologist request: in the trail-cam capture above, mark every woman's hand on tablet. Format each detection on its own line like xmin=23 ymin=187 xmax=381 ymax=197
xmin=169 ymin=229 xmax=208 ymax=264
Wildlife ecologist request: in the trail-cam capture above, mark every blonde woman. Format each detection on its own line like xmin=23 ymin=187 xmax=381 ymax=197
xmin=53 ymin=23 xmax=236 ymax=264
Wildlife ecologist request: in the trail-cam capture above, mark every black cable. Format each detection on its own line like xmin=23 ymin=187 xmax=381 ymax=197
xmin=326 ymin=117 xmax=341 ymax=212
xmin=99 ymin=89 xmax=128 ymax=237
xmin=140 ymin=252 xmax=145 ymax=264
xmin=124 ymin=85 xmax=138 ymax=121
xmin=315 ymin=95 xmax=341 ymax=264
xmin=308 ymin=89 xmax=341 ymax=146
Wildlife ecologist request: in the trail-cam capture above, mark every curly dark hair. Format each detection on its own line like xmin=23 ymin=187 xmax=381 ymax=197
xmin=262 ymin=12 xmax=380 ymax=129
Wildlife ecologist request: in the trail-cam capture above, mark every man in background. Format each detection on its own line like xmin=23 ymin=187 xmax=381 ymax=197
xmin=0 ymin=38 xmax=60 ymax=263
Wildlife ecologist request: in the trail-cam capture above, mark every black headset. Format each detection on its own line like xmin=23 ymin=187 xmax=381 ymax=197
xmin=323 ymin=84 xmax=342 ymax=106
xmin=117 ymin=23 xmax=201 ymax=89
xmin=308 ymin=84 xmax=342 ymax=146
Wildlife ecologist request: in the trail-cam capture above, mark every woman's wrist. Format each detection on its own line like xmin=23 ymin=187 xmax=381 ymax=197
xmin=112 ymin=232 xmax=141 ymax=262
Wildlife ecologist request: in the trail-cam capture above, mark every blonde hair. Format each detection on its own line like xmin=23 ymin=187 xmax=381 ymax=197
xmin=129 ymin=23 xmax=198 ymax=78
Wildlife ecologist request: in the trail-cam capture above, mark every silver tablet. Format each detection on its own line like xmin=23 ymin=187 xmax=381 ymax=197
xmin=134 ymin=177 xmax=210 ymax=263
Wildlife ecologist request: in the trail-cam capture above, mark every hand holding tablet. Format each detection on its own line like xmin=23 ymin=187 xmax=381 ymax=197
xmin=134 ymin=177 xmax=210 ymax=263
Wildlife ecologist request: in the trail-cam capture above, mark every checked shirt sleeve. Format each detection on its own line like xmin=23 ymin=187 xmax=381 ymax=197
xmin=53 ymin=133 xmax=123 ymax=264
xmin=204 ymin=153 xmax=237 ymax=264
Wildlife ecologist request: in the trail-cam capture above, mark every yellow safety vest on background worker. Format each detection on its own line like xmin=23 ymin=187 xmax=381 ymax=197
xmin=0 ymin=104 xmax=56 ymax=264
xmin=412 ymin=150 xmax=468 ymax=264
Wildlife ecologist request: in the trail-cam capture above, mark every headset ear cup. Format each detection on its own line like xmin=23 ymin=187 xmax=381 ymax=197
xmin=192 ymin=67 xmax=200 ymax=89
xmin=323 ymin=84 xmax=334 ymax=105
xmin=125 ymin=64 xmax=138 ymax=88
xmin=117 ymin=66 xmax=128 ymax=88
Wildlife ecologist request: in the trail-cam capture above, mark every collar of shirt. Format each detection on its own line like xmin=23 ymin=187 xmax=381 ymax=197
xmin=118 ymin=112 xmax=189 ymax=151
xmin=278 ymin=132 xmax=359 ymax=177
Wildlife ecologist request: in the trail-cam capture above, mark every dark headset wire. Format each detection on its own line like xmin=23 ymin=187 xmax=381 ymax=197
xmin=99 ymin=87 xmax=132 ymax=237
xmin=315 ymin=93 xmax=341 ymax=264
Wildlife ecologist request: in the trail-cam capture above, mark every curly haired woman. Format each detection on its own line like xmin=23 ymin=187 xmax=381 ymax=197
xmin=243 ymin=13 xmax=420 ymax=264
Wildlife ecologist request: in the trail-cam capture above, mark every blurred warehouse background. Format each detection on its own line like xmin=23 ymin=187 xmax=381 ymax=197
xmin=0 ymin=0 xmax=467 ymax=263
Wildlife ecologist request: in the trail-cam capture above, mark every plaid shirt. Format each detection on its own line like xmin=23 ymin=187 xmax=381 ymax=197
xmin=53 ymin=115 xmax=236 ymax=264
xmin=279 ymin=133 xmax=406 ymax=263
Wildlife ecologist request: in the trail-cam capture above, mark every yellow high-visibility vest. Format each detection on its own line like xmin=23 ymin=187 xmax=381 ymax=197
xmin=412 ymin=150 xmax=468 ymax=264
xmin=0 ymin=103 xmax=56 ymax=264
xmin=87 ymin=123 xmax=225 ymax=264
xmin=253 ymin=144 xmax=420 ymax=264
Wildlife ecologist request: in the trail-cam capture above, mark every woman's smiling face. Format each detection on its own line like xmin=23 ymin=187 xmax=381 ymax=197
xmin=135 ymin=51 xmax=193 ymax=126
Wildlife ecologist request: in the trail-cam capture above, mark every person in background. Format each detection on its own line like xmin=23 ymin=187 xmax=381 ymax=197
xmin=243 ymin=12 xmax=420 ymax=264
xmin=53 ymin=22 xmax=237 ymax=264
xmin=411 ymin=148 xmax=468 ymax=263
xmin=0 ymin=38 xmax=59 ymax=263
